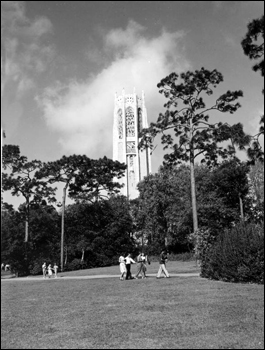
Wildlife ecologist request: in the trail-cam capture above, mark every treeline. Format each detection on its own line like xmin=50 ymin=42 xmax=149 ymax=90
xmin=132 ymin=160 xmax=264 ymax=254
xmin=1 ymin=158 xmax=264 ymax=280
xmin=1 ymin=196 xmax=136 ymax=276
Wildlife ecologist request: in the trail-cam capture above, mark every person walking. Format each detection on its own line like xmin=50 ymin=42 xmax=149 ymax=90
xmin=141 ymin=253 xmax=151 ymax=278
xmin=42 ymin=262 xmax=47 ymax=278
xmin=156 ymin=250 xmax=170 ymax=278
xmin=134 ymin=252 xmax=144 ymax=279
xmin=53 ymin=263 xmax=59 ymax=278
xmin=47 ymin=264 xmax=53 ymax=278
xmin=124 ymin=253 xmax=136 ymax=280
xmin=119 ymin=254 xmax=127 ymax=280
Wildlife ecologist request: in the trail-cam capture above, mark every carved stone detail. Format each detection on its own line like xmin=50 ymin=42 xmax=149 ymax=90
xmin=126 ymin=107 xmax=135 ymax=137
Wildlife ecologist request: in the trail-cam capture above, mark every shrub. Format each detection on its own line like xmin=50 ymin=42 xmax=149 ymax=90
xmin=29 ymin=261 xmax=42 ymax=275
xmin=67 ymin=259 xmax=84 ymax=271
xmin=201 ymin=222 xmax=264 ymax=284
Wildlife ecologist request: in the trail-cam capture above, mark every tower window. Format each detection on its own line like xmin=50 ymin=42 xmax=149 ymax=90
xmin=118 ymin=109 xmax=123 ymax=139
xmin=126 ymin=107 xmax=135 ymax=137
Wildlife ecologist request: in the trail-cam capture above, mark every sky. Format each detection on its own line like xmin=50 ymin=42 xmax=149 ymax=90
xmin=1 ymin=1 xmax=264 ymax=208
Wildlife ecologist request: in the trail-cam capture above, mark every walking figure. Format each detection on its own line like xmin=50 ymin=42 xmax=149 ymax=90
xmin=134 ymin=252 xmax=144 ymax=279
xmin=119 ymin=254 xmax=127 ymax=280
xmin=42 ymin=262 xmax=47 ymax=278
xmin=47 ymin=264 xmax=53 ymax=278
xmin=53 ymin=263 xmax=59 ymax=278
xmin=156 ymin=250 xmax=170 ymax=278
xmin=124 ymin=253 xmax=136 ymax=280
xmin=141 ymin=253 xmax=151 ymax=278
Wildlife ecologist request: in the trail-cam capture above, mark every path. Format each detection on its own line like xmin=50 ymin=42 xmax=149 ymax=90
xmin=1 ymin=272 xmax=200 ymax=281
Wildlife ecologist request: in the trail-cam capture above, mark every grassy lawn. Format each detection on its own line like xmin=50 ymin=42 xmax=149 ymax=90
xmin=1 ymin=262 xmax=264 ymax=349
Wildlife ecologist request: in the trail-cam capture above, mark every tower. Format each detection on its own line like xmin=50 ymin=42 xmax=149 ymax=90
xmin=113 ymin=89 xmax=152 ymax=199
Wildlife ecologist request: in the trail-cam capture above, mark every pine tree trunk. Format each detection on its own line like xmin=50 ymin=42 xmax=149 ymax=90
xmin=25 ymin=199 xmax=30 ymax=242
xmin=190 ymin=159 xmax=198 ymax=232
xmin=61 ymin=185 xmax=67 ymax=272
xmin=189 ymin=117 xmax=198 ymax=233
xmin=64 ymin=246 xmax=67 ymax=266
xmin=239 ymin=195 xmax=244 ymax=221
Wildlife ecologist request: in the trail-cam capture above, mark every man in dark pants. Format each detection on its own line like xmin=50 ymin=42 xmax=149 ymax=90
xmin=156 ymin=250 xmax=170 ymax=278
xmin=124 ymin=253 xmax=136 ymax=280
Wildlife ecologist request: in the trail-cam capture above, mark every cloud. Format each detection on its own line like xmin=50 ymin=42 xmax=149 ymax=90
xmin=1 ymin=1 xmax=54 ymax=97
xmin=248 ymin=109 xmax=264 ymax=134
xmin=39 ymin=20 xmax=191 ymax=160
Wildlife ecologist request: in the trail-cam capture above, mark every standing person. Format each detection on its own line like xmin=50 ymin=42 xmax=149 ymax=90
xmin=141 ymin=253 xmax=151 ymax=278
xmin=134 ymin=252 xmax=144 ymax=279
xmin=119 ymin=254 xmax=127 ymax=280
xmin=156 ymin=250 xmax=170 ymax=278
xmin=47 ymin=264 xmax=53 ymax=278
xmin=124 ymin=253 xmax=136 ymax=280
xmin=42 ymin=262 xmax=47 ymax=279
xmin=53 ymin=263 xmax=59 ymax=278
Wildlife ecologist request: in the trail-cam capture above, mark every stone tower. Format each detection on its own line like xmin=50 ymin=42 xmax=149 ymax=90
xmin=113 ymin=89 xmax=151 ymax=199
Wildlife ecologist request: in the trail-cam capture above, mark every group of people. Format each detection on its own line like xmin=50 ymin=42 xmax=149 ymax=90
xmin=42 ymin=262 xmax=58 ymax=278
xmin=1 ymin=263 xmax=10 ymax=271
xmin=118 ymin=250 xmax=170 ymax=280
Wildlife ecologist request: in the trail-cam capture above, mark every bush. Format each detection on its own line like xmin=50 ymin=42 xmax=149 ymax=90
xmin=67 ymin=259 xmax=85 ymax=271
xmin=29 ymin=261 xmax=43 ymax=275
xmin=201 ymin=222 xmax=264 ymax=284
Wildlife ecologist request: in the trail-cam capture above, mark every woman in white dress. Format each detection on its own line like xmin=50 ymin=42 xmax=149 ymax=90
xmin=118 ymin=254 xmax=127 ymax=280
xmin=47 ymin=264 xmax=53 ymax=278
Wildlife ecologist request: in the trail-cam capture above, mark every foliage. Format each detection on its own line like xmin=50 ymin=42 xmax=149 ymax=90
xmin=1 ymin=196 xmax=136 ymax=275
xmin=134 ymin=165 xmax=193 ymax=254
xmin=187 ymin=228 xmax=216 ymax=262
xmin=1 ymin=209 xmax=30 ymax=276
xmin=241 ymin=15 xmax=264 ymax=77
xmin=200 ymin=222 xmax=264 ymax=284
xmin=134 ymin=162 xmax=248 ymax=255
xmin=245 ymin=161 xmax=264 ymax=223
xmin=60 ymin=197 xmax=136 ymax=270
xmin=139 ymin=67 xmax=248 ymax=233
xmin=35 ymin=154 xmax=127 ymax=270
xmin=247 ymin=115 xmax=264 ymax=164
xmin=1 ymin=204 xmax=61 ymax=276
xmin=210 ymin=158 xmax=250 ymax=219
xmin=69 ymin=156 xmax=127 ymax=201
xmin=241 ymin=15 xmax=264 ymax=163
xmin=139 ymin=68 xmax=247 ymax=167
xmin=2 ymin=144 xmax=57 ymax=242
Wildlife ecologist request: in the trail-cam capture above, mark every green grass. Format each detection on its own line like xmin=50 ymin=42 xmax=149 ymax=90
xmin=1 ymin=261 xmax=264 ymax=349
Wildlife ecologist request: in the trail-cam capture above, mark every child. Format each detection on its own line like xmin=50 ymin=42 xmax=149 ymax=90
xmin=53 ymin=263 xmax=59 ymax=278
xmin=47 ymin=264 xmax=53 ymax=278
xmin=42 ymin=262 xmax=47 ymax=278
xmin=118 ymin=254 xmax=127 ymax=280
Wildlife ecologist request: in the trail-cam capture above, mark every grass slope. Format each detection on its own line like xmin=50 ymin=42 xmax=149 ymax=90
xmin=1 ymin=262 xmax=264 ymax=349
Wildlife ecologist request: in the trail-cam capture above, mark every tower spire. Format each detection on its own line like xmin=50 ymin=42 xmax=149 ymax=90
xmin=113 ymin=89 xmax=151 ymax=199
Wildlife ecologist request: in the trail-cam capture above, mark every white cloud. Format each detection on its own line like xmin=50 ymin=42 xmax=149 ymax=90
xmin=248 ymin=109 xmax=264 ymax=134
xmin=1 ymin=1 xmax=54 ymax=97
xmin=39 ymin=21 xmax=191 ymax=160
